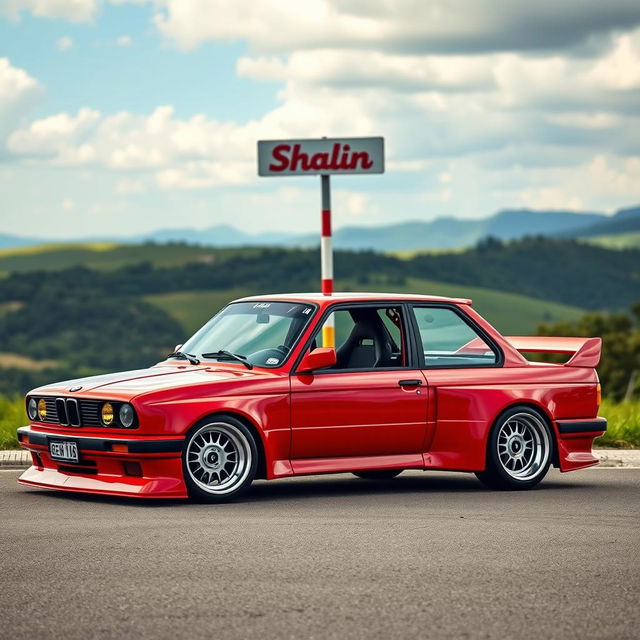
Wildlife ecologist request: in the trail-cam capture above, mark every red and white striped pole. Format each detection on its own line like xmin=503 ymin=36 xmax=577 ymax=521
xmin=321 ymin=174 xmax=333 ymax=296
xmin=321 ymin=173 xmax=335 ymax=347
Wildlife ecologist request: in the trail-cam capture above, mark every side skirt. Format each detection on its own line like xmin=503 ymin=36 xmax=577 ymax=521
xmin=289 ymin=453 xmax=423 ymax=477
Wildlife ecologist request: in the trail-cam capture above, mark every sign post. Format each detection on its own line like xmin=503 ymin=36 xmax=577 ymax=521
xmin=320 ymin=173 xmax=334 ymax=346
xmin=258 ymin=136 xmax=385 ymax=346
xmin=321 ymin=173 xmax=332 ymax=296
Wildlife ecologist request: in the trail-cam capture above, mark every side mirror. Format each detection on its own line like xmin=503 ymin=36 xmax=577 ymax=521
xmin=174 ymin=344 xmax=183 ymax=352
xmin=298 ymin=347 xmax=337 ymax=373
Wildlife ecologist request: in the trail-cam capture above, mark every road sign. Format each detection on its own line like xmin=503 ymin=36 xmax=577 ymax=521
xmin=258 ymin=137 xmax=384 ymax=176
xmin=258 ymin=136 xmax=385 ymax=346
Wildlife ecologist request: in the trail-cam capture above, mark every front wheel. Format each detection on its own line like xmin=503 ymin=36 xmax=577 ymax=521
xmin=475 ymin=407 xmax=553 ymax=491
xmin=183 ymin=416 xmax=258 ymax=502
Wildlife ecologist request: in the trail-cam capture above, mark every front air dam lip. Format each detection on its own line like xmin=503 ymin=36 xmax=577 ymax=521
xmin=17 ymin=426 xmax=187 ymax=498
xmin=17 ymin=465 xmax=188 ymax=498
xmin=17 ymin=425 xmax=184 ymax=454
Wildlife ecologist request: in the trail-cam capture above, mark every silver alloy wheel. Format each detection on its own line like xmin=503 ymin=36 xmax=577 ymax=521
xmin=186 ymin=423 xmax=252 ymax=495
xmin=496 ymin=412 xmax=550 ymax=480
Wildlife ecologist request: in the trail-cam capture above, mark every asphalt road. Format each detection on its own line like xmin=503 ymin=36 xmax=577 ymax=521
xmin=1 ymin=469 xmax=639 ymax=640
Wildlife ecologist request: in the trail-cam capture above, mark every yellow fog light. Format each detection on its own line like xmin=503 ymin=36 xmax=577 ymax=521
xmin=101 ymin=402 xmax=114 ymax=426
xmin=37 ymin=399 xmax=47 ymax=421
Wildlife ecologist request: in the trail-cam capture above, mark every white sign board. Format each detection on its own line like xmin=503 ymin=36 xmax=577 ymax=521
xmin=258 ymin=137 xmax=384 ymax=176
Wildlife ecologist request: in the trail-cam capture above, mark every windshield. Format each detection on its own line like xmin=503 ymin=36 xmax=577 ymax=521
xmin=178 ymin=301 xmax=316 ymax=368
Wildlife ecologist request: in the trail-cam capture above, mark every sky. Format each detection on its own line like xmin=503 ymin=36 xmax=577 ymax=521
xmin=1 ymin=0 xmax=640 ymax=239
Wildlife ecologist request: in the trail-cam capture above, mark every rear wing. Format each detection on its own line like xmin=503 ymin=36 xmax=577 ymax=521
xmin=505 ymin=336 xmax=602 ymax=368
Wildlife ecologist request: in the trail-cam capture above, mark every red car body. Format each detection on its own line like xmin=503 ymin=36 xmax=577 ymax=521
xmin=18 ymin=292 xmax=606 ymax=499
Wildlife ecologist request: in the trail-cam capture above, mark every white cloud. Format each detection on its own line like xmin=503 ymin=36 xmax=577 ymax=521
xmin=116 ymin=178 xmax=146 ymax=194
xmin=7 ymin=107 xmax=100 ymax=162
xmin=494 ymin=154 xmax=640 ymax=211
xmin=236 ymin=30 xmax=640 ymax=115
xmin=1 ymin=0 xmax=97 ymax=22
xmin=60 ymin=197 xmax=75 ymax=210
xmin=516 ymin=188 xmax=585 ymax=212
xmin=0 ymin=58 xmax=42 ymax=139
xmin=3 ymin=4 xmax=640 ymax=231
xmin=238 ymin=50 xmax=494 ymax=92
xmin=116 ymin=35 xmax=132 ymax=46
xmin=545 ymin=112 xmax=620 ymax=130
xmin=56 ymin=35 xmax=74 ymax=50
xmin=5 ymin=87 xmax=379 ymax=183
xmin=6 ymin=0 xmax=640 ymax=54
xmin=149 ymin=0 xmax=640 ymax=54
xmin=588 ymin=30 xmax=640 ymax=89
xmin=342 ymin=191 xmax=368 ymax=217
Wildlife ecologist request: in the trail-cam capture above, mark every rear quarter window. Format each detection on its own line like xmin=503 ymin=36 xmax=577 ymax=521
xmin=411 ymin=306 xmax=498 ymax=367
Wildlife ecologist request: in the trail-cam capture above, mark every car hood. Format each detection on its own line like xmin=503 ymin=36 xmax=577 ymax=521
xmin=31 ymin=363 xmax=272 ymax=399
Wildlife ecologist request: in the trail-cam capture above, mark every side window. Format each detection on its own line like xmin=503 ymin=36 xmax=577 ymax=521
xmin=412 ymin=306 xmax=498 ymax=367
xmin=315 ymin=306 xmax=407 ymax=370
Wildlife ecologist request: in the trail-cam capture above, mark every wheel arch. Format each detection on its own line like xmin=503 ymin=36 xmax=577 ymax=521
xmin=487 ymin=401 xmax=559 ymax=467
xmin=184 ymin=411 xmax=268 ymax=480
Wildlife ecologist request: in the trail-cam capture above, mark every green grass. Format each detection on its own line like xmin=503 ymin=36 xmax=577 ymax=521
xmin=387 ymin=247 xmax=467 ymax=258
xmin=0 ymin=242 xmax=266 ymax=274
xmin=145 ymin=288 xmax=255 ymax=335
xmin=0 ymin=396 xmax=25 ymax=449
xmin=580 ymin=232 xmax=640 ymax=250
xmin=0 ymin=394 xmax=637 ymax=450
xmin=145 ymin=278 xmax=586 ymax=337
xmin=594 ymin=399 xmax=640 ymax=448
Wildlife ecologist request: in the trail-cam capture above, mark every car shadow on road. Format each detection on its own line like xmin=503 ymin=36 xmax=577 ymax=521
xmin=244 ymin=471 xmax=593 ymax=503
xmin=17 ymin=470 xmax=595 ymax=508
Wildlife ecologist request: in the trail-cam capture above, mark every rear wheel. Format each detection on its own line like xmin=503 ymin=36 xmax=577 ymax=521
xmin=475 ymin=406 xmax=553 ymax=490
xmin=183 ymin=416 xmax=257 ymax=502
xmin=353 ymin=469 xmax=403 ymax=480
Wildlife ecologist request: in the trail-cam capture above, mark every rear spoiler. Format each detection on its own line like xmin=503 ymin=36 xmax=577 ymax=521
xmin=506 ymin=336 xmax=602 ymax=368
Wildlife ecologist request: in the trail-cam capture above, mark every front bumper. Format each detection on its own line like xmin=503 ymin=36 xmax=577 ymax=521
xmin=17 ymin=426 xmax=188 ymax=498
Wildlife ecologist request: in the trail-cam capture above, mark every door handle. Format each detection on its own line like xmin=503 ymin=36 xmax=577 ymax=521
xmin=398 ymin=379 xmax=423 ymax=387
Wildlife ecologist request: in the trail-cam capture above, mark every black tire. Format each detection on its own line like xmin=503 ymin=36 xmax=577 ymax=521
xmin=352 ymin=469 xmax=403 ymax=480
xmin=182 ymin=415 xmax=258 ymax=503
xmin=475 ymin=405 xmax=553 ymax=491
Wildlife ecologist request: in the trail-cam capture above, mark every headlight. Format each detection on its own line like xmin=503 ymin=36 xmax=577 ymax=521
xmin=27 ymin=397 xmax=38 ymax=420
xmin=119 ymin=403 xmax=135 ymax=428
xmin=37 ymin=398 xmax=47 ymax=421
xmin=101 ymin=402 xmax=114 ymax=426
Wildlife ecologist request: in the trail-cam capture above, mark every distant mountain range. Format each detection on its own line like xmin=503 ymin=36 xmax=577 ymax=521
xmin=1 ymin=205 xmax=639 ymax=252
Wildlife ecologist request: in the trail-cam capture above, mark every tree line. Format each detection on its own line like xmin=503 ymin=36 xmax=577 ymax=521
xmin=0 ymin=236 xmax=638 ymax=396
xmin=1 ymin=236 xmax=638 ymax=309
xmin=536 ymin=304 xmax=640 ymax=401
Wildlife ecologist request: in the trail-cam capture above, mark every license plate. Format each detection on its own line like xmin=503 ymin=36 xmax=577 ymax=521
xmin=49 ymin=439 xmax=79 ymax=463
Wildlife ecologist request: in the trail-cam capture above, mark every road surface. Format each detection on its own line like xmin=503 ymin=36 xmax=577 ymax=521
xmin=1 ymin=468 xmax=638 ymax=639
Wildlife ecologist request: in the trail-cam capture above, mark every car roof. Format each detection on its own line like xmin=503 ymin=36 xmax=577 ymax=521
xmin=234 ymin=292 xmax=472 ymax=305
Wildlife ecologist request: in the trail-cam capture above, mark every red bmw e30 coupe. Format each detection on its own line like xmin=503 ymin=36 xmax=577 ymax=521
xmin=18 ymin=292 xmax=606 ymax=501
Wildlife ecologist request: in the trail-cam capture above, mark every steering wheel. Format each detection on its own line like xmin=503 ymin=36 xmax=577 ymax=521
xmin=246 ymin=346 xmax=289 ymax=366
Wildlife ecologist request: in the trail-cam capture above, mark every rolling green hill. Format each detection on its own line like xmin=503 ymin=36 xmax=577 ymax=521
xmin=0 ymin=238 xmax=627 ymax=396
xmin=0 ymin=242 xmax=263 ymax=275
xmin=146 ymin=278 xmax=586 ymax=337
xmin=579 ymin=232 xmax=640 ymax=249
xmin=2 ymin=237 xmax=637 ymax=312
xmin=146 ymin=288 xmax=255 ymax=336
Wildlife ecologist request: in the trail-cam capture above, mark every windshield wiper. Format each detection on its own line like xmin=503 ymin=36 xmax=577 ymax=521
xmin=167 ymin=350 xmax=200 ymax=365
xmin=201 ymin=350 xmax=253 ymax=369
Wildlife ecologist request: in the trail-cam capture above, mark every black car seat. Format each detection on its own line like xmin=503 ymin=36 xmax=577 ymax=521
xmin=336 ymin=310 xmax=393 ymax=369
